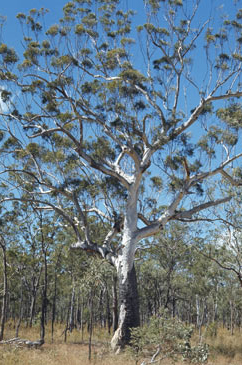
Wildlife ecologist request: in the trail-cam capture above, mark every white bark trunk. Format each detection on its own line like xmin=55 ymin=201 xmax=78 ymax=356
xmin=111 ymin=256 xmax=140 ymax=352
xmin=111 ymin=188 xmax=140 ymax=352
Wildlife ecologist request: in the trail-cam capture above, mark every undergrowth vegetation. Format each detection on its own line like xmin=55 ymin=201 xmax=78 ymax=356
xmin=130 ymin=310 xmax=208 ymax=364
xmin=0 ymin=321 xmax=242 ymax=365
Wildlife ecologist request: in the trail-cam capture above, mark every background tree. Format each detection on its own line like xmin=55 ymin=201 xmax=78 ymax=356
xmin=0 ymin=236 xmax=7 ymax=341
xmin=1 ymin=0 xmax=242 ymax=350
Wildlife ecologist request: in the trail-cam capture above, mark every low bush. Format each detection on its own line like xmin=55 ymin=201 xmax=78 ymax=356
xmin=130 ymin=309 xmax=209 ymax=364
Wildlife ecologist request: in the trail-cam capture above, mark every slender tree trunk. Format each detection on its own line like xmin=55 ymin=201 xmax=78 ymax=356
xmin=69 ymin=283 xmax=75 ymax=333
xmin=88 ymin=294 xmax=94 ymax=362
xmin=172 ymin=297 xmax=176 ymax=318
xmin=51 ymin=270 xmax=58 ymax=343
xmin=15 ymin=278 xmax=24 ymax=338
xmin=112 ymin=273 xmax=118 ymax=334
xmin=81 ymin=299 xmax=84 ymax=342
xmin=29 ymin=271 xmax=42 ymax=327
xmin=98 ymin=289 xmax=104 ymax=328
xmin=40 ymin=232 xmax=48 ymax=342
xmin=51 ymin=252 xmax=61 ymax=342
xmin=64 ymin=304 xmax=70 ymax=343
xmin=0 ymin=238 xmax=7 ymax=341
xmin=230 ymin=300 xmax=234 ymax=336
xmin=40 ymin=277 xmax=47 ymax=342
xmin=29 ymin=291 xmax=37 ymax=327
xmin=105 ymin=286 xmax=111 ymax=334
xmin=76 ymin=293 xmax=82 ymax=330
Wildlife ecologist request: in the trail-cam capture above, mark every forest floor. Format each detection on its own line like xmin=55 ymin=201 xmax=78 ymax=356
xmin=0 ymin=323 xmax=242 ymax=365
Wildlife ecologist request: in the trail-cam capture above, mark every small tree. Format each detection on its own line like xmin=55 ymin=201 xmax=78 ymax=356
xmin=1 ymin=0 xmax=242 ymax=350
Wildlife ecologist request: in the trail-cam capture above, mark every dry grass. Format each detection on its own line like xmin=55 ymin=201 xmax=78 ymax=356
xmin=0 ymin=342 xmax=136 ymax=365
xmin=0 ymin=322 xmax=135 ymax=365
xmin=1 ymin=323 xmax=242 ymax=365
xmin=205 ymin=327 xmax=242 ymax=365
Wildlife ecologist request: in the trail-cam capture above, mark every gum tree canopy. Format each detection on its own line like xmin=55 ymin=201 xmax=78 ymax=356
xmin=1 ymin=0 xmax=242 ymax=351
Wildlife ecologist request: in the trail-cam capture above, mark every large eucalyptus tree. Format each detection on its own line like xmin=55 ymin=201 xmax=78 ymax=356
xmin=1 ymin=0 xmax=242 ymax=350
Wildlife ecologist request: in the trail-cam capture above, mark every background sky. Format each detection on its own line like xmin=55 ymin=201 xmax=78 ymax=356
xmin=0 ymin=0 xmax=226 ymax=47
xmin=0 ymin=0 xmax=68 ymax=47
xmin=0 ymin=0 xmax=241 ymax=218
xmin=0 ymin=0 xmax=239 ymax=142
xmin=0 ymin=0 xmax=235 ymax=53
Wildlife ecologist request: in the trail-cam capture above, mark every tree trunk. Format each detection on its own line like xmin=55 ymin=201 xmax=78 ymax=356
xmin=112 ymin=273 xmax=118 ymax=334
xmin=51 ymin=252 xmax=61 ymax=342
xmin=111 ymin=262 xmax=140 ymax=352
xmin=69 ymin=283 xmax=75 ymax=333
xmin=230 ymin=300 xmax=234 ymax=336
xmin=40 ymin=239 xmax=48 ymax=342
xmin=105 ymin=286 xmax=111 ymax=334
xmin=111 ymin=187 xmax=140 ymax=352
xmin=0 ymin=238 xmax=7 ymax=341
xmin=29 ymin=270 xmax=42 ymax=327
xmin=98 ymin=289 xmax=104 ymax=328
xmin=64 ymin=303 xmax=70 ymax=343
xmin=51 ymin=270 xmax=58 ymax=343
xmin=15 ymin=278 xmax=24 ymax=338
xmin=81 ymin=299 xmax=84 ymax=341
xmin=40 ymin=275 xmax=47 ymax=342
xmin=88 ymin=293 xmax=94 ymax=361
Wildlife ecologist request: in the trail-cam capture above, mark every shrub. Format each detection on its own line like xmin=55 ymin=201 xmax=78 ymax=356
xmin=129 ymin=309 xmax=209 ymax=364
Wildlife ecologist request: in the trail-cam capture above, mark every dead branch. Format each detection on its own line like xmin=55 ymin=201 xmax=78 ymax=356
xmin=0 ymin=337 xmax=44 ymax=348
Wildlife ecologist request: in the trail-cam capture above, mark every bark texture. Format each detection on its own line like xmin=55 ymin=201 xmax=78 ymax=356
xmin=111 ymin=263 xmax=140 ymax=352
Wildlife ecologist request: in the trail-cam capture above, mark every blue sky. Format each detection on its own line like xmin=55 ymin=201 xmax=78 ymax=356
xmin=0 ymin=0 xmax=68 ymax=47
xmin=0 ymin=0 xmax=241 ymax=222
xmin=0 ymin=0 xmax=239 ymax=140
xmin=0 ymin=0 xmax=239 ymax=122
xmin=0 ymin=0 xmax=236 ymax=50
xmin=0 ymin=0 xmax=223 ymax=44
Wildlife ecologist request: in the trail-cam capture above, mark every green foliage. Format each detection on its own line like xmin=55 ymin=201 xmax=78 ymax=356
xmin=2 ymin=136 xmax=22 ymax=151
xmin=146 ymin=0 xmax=165 ymax=12
xmin=120 ymin=68 xmax=147 ymax=85
xmin=46 ymin=24 xmax=59 ymax=36
xmin=16 ymin=12 xmax=26 ymax=20
xmin=216 ymin=104 xmax=242 ymax=129
xmin=205 ymin=28 xmax=216 ymax=43
xmin=86 ymin=136 xmax=115 ymax=161
xmin=26 ymin=143 xmax=42 ymax=157
xmin=75 ymin=23 xmax=85 ymax=34
xmin=165 ymin=155 xmax=183 ymax=171
xmin=130 ymin=309 xmax=209 ymax=364
xmin=150 ymin=176 xmax=163 ymax=190
xmin=0 ymin=44 xmax=18 ymax=64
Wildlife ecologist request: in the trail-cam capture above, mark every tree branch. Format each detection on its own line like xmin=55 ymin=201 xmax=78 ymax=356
xmin=170 ymin=91 xmax=242 ymax=140
xmin=173 ymin=196 xmax=231 ymax=220
xmin=71 ymin=239 xmax=116 ymax=266
xmin=1 ymin=197 xmax=82 ymax=241
xmin=220 ymin=170 xmax=242 ymax=186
